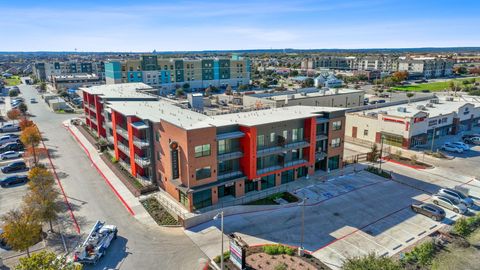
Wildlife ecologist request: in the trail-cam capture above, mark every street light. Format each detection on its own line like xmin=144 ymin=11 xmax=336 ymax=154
xmin=298 ymin=196 xmax=306 ymax=256
xmin=213 ymin=211 xmax=224 ymax=270
xmin=379 ymin=134 xmax=385 ymax=171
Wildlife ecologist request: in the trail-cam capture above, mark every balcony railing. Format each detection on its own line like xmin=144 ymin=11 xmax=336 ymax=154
xmin=316 ymin=134 xmax=328 ymax=141
xmin=256 ymin=159 xmax=308 ymax=175
xmin=134 ymin=154 xmax=151 ymax=167
xmin=117 ymin=141 xmax=130 ymax=154
xmin=116 ymin=125 xmax=128 ymax=138
xmin=106 ymin=136 xmax=114 ymax=144
xmin=217 ymin=171 xmax=244 ymax=181
xmin=118 ymin=159 xmax=131 ymax=170
xmin=315 ymin=152 xmax=327 ymax=161
xmin=217 ymin=151 xmax=243 ymax=162
xmin=257 ymin=139 xmax=310 ymax=157
xmin=133 ymin=138 xmax=149 ymax=149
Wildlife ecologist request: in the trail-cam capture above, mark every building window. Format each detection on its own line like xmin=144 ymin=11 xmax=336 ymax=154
xmin=195 ymin=166 xmax=211 ymax=180
xmin=428 ymin=120 xmax=438 ymax=126
xmin=192 ymin=189 xmax=212 ymax=210
xmin=257 ymin=135 xmax=265 ymax=147
xmin=261 ymin=174 xmax=276 ymax=190
xmin=218 ymin=140 xmax=226 ymax=154
xmin=156 ymin=151 xmax=161 ymax=161
xmin=364 ymin=129 xmax=368 ymax=136
xmin=283 ymin=130 xmax=288 ymax=141
xmin=194 ymin=144 xmax=211 ymax=158
xmin=332 ymin=121 xmax=342 ymax=131
xmin=292 ymin=128 xmax=298 ymax=142
xmin=270 ymin=132 xmax=275 ymax=143
xmin=179 ymin=191 xmax=189 ymax=208
xmin=155 ymin=131 xmax=160 ymax=142
xmin=331 ymin=138 xmax=341 ymax=148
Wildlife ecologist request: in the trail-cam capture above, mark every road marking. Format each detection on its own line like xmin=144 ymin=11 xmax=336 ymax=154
xmin=417 ymin=231 xmax=426 ymax=236
xmin=392 ymin=244 xmax=403 ymax=251
xmin=405 ymin=237 xmax=415 ymax=243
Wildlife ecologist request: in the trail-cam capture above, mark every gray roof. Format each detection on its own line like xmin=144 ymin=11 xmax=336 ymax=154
xmin=80 ymin=83 xmax=156 ymax=100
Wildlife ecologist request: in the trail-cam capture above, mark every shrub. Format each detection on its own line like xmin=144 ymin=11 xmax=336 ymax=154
xmin=402 ymin=241 xmax=436 ymax=266
xmin=365 ymin=166 xmax=392 ymax=179
xmin=213 ymin=251 xmax=230 ymax=263
xmin=111 ymin=157 xmax=118 ymax=163
xmin=454 ymin=217 xmax=471 ymax=237
xmin=410 ymin=154 xmax=418 ymax=165
xmin=263 ymin=245 xmax=294 ymax=256
xmin=285 ymin=246 xmax=294 ymax=256
xmin=274 ymin=263 xmax=287 ymax=270
xmin=343 ymin=253 xmax=401 ymax=270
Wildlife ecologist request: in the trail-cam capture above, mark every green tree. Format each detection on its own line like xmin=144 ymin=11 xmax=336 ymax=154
xmin=25 ymin=167 xmax=59 ymax=232
xmin=343 ymin=253 xmax=401 ymax=270
xmin=16 ymin=250 xmax=83 ymax=270
xmin=406 ymin=92 xmax=415 ymax=104
xmin=20 ymin=126 xmax=42 ymax=165
xmin=175 ymin=88 xmax=184 ymax=97
xmin=1 ymin=208 xmax=42 ymax=257
xmin=182 ymin=83 xmax=190 ymax=90
xmin=454 ymin=217 xmax=471 ymax=237
xmin=39 ymin=82 xmax=47 ymax=91
xmin=19 ymin=103 xmax=28 ymax=115
xmin=225 ymin=85 xmax=233 ymax=95
xmin=238 ymin=84 xmax=249 ymax=91
xmin=303 ymin=78 xmax=314 ymax=87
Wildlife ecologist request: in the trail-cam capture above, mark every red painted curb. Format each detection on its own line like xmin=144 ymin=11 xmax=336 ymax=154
xmin=38 ymin=127 xmax=81 ymax=234
xmin=383 ymin=158 xmax=426 ymax=170
xmin=65 ymin=125 xmax=135 ymax=216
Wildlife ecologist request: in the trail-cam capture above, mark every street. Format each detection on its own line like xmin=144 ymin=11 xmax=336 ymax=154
xmin=9 ymin=82 xmax=207 ymax=270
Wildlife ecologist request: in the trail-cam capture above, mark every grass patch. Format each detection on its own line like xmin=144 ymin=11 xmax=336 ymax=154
xmin=365 ymin=166 xmax=392 ymax=179
xmin=245 ymin=192 xmax=299 ymax=205
xmin=141 ymin=197 xmax=179 ymax=226
xmin=2 ymin=75 xmax=21 ymax=86
xmin=263 ymin=244 xmax=295 ymax=256
xmin=391 ymin=77 xmax=480 ymax=92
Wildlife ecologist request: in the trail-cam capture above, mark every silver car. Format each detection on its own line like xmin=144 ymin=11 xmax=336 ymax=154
xmin=432 ymin=194 xmax=467 ymax=214
xmin=437 ymin=188 xmax=474 ymax=208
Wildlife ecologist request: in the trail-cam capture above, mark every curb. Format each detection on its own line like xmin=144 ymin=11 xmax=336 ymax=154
xmin=64 ymin=123 xmax=135 ymax=216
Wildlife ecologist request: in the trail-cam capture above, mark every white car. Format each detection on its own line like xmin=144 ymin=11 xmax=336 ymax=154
xmin=0 ymin=124 xmax=20 ymax=133
xmin=0 ymin=151 xmax=23 ymax=160
xmin=0 ymin=135 xmax=19 ymax=146
xmin=450 ymin=142 xmax=470 ymax=151
xmin=441 ymin=143 xmax=463 ymax=153
xmin=432 ymin=194 xmax=468 ymax=214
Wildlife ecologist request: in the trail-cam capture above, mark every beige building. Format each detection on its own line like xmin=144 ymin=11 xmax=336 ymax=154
xmin=242 ymin=88 xmax=365 ymax=109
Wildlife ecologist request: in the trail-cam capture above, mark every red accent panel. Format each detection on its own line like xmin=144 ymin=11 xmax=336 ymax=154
xmin=111 ymin=110 xmax=120 ymax=160
xmin=303 ymin=117 xmax=316 ymax=165
xmin=405 ymin=122 xmax=410 ymax=131
xmin=375 ymin=132 xmax=382 ymax=143
xmin=239 ymin=126 xmax=257 ymax=179
xmin=383 ymin=117 xmax=405 ymax=124
xmin=127 ymin=116 xmax=137 ymax=176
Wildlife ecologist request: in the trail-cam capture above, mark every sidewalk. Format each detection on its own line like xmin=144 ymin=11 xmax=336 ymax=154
xmin=63 ymin=120 xmax=157 ymax=228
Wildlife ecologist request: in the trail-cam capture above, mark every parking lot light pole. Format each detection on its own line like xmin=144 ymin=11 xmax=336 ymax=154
xmin=213 ymin=211 xmax=224 ymax=270
xmin=379 ymin=135 xmax=384 ymax=171
xmin=298 ymin=196 xmax=306 ymax=256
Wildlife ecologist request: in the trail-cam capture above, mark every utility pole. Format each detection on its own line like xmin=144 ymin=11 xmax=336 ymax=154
xmin=213 ymin=211 xmax=224 ymax=270
xmin=379 ymin=135 xmax=384 ymax=171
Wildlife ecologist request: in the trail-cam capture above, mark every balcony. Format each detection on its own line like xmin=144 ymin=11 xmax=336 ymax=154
xmin=217 ymin=171 xmax=244 ymax=181
xmin=133 ymin=138 xmax=149 ymax=149
xmin=315 ymin=152 xmax=327 ymax=161
xmin=216 ymin=131 xmax=245 ymax=141
xmin=217 ymin=151 xmax=243 ymax=162
xmin=257 ymin=140 xmax=310 ymax=158
xmin=106 ymin=121 xmax=112 ymax=128
xmin=118 ymin=159 xmax=131 ymax=171
xmin=134 ymin=154 xmax=151 ymax=167
xmin=131 ymin=121 xmax=148 ymax=130
xmin=116 ymin=125 xmax=128 ymax=138
xmin=316 ymin=117 xmax=329 ymax=124
xmin=106 ymin=136 xmax=114 ymax=144
xmin=316 ymin=134 xmax=328 ymax=141
xmin=89 ymin=116 xmax=98 ymax=125
xmin=257 ymin=159 xmax=308 ymax=175
xmin=117 ymin=141 xmax=130 ymax=155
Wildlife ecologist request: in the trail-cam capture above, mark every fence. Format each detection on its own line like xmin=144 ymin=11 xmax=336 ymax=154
xmin=154 ymin=191 xmax=189 ymax=220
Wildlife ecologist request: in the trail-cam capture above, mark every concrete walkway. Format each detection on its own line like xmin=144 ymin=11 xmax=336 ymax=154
xmin=63 ymin=120 xmax=157 ymax=228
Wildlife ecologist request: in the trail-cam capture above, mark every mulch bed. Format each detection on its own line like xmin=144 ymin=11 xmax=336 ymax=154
xmin=141 ymin=197 xmax=179 ymax=226
xmin=384 ymin=156 xmax=433 ymax=169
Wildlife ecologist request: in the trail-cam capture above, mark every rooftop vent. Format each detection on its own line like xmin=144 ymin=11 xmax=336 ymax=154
xmin=426 ymin=103 xmax=434 ymax=108
xmin=416 ymin=105 xmax=427 ymax=110
xmin=397 ymin=107 xmax=407 ymax=113
xmin=445 ymin=97 xmax=454 ymax=101
xmin=429 ymin=98 xmax=440 ymax=104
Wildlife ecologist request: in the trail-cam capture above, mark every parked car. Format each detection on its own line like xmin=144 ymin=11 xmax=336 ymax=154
xmin=437 ymin=188 xmax=474 ymax=208
xmin=441 ymin=143 xmax=464 ymax=153
xmin=0 ymin=135 xmax=20 ymax=146
xmin=431 ymin=194 xmax=468 ymax=214
xmin=4 ymin=133 xmax=19 ymax=139
xmin=464 ymin=137 xmax=480 ymax=145
xmin=462 ymin=134 xmax=480 ymax=140
xmin=0 ymin=142 xmax=24 ymax=153
xmin=0 ymin=124 xmax=20 ymax=133
xmin=411 ymin=203 xmax=446 ymax=221
xmin=377 ymin=99 xmax=386 ymax=104
xmin=1 ymin=161 xmax=27 ymax=173
xmin=30 ymin=98 xmax=37 ymax=103
xmin=0 ymin=175 xmax=29 ymax=187
xmin=450 ymin=142 xmax=470 ymax=151
xmin=0 ymin=150 xmax=23 ymax=160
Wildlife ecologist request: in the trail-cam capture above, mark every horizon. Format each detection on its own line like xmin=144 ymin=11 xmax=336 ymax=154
xmin=1 ymin=0 xmax=479 ymax=52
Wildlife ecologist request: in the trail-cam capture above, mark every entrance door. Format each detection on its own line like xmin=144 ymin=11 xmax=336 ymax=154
xmin=352 ymin=126 xmax=357 ymax=138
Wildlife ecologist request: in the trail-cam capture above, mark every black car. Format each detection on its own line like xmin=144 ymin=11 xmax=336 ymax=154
xmin=0 ymin=142 xmax=24 ymax=153
xmin=1 ymin=161 xmax=27 ymax=173
xmin=411 ymin=203 xmax=446 ymax=221
xmin=0 ymin=175 xmax=29 ymax=187
xmin=462 ymin=134 xmax=480 ymax=140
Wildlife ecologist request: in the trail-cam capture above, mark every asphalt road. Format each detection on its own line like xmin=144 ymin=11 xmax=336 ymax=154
xmin=18 ymin=82 xmax=207 ymax=270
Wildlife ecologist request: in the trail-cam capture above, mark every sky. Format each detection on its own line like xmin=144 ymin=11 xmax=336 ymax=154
xmin=0 ymin=0 xmax=479 ymax=52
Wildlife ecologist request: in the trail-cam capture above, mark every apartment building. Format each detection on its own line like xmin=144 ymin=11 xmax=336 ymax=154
xmin=397 ymin=57 xmax=454 ymax=79
xmin=105 ymin=55 xmax=251 ymax=94
xmin=33 ymin=60 xmax=105 ymax=82
xmin=301 ymin=55 xmax=398 ymax=72
xmin=345 ymin=96 xmax=480 ymax=149
xmin=242 ymin=88 xmax=365 ymax=109
xmin=52 ymin=74 xmax=103 ymax=91
xmin=81 ymin=83 xmax=158 ymax=139
xmin=82 ymin=83 xmax=346 ymax=212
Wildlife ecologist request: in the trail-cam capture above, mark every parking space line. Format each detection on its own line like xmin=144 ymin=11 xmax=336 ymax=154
xmin=325 ymin=246 xmax=347 ymax=259
xmin=354 ymin=232 xmax=391 ymax=253
xmin=405 ymin=237 xmax=415 ymax=243
xmin=392 ymin=244 xmax=403 ymax=251
xmin=341 ymin=239 xmax=369 ymax=255
xmin=429 ymin=224 xmax=438 ymax=230
xmin=418 ymin=231 xmax=426 ymax=236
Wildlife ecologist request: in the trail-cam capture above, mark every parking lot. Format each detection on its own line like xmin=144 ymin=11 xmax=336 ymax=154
xmin=188 ymin=168 xmax=480 ymax=269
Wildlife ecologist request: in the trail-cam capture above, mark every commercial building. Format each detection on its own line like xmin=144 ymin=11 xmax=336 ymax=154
xmin=345 ymin=96 xmax=480 ymax=149
xmin=104 ymin=55 xmax=251 ymax=94
xmin=242 ymin=88 xmax=365 ymax=109
xmin=397 ymin=57 xmax=454 ymax=79
xmin=52 ymin=74 xmax=103 ymax=91
xmin=82 ymin=83 xmax=346 ymax=212
xmin=33 ymin=60 xmax=105 ymax=82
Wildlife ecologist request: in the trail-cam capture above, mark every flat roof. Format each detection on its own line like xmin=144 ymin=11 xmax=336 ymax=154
xmin=351 ymin=96 xmax=480 ymax=118
xmin=108 ymin=99 xmax=345 ymax=130
xmin=80 ymin=83 xmax=156 ymax=99
xmin=250 ymin=88 xmax=364 ymax=101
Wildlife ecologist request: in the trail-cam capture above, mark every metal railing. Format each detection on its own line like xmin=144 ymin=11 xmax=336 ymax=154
xmin=116 ymin=125 xmax=128 ymax=138
xmin=155 ymin=191 xmax=188 ymax=220
xmin=257 ymin=140 xmax=310 ymax=157
xmin=134 ymin=154 xmax=151 ymax=167
xmin=217 ymin=151 xmax=243 ymax=162
xmin=117 ymin=141 xmax=130 ymax=154
xmin=217 ymin=171 xmax=244 ymax=181
xmin=133 ymin=138 xmax=149 ymax=148
xmin=316 ymin=134 xmax=328 ymax=141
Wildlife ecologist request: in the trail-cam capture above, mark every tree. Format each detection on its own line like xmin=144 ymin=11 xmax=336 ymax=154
xmin=454 ymin=217 xmax=471 ymax=237
xmin=16 ymin=250 xmax=83 ymax=270
xmin=343 ymin=253 xmax=401 ymax=270
xmin=19 ymin=118 xmax=34 ymax=130
xmin=302 ymin=78 xmax=314 ymax=87
xmin=20 ymin=126 xmax=42 ymax=165
xmin=7 ymin=108 xmax=21 ymax=123
xmin=25 ymin=167 xmax=59 ymax=231
xmin=204 ymin=87 xmax=212 ymax=96
xmin=19 ymin=103 xmax=28 ymax=115
xmin=225 ymin=85 xmax=233 ymax=95
xmin=39 ymin=82 xmax=47 ymax=91
xmin=175 ymin=88 xmax=184 ymax=97
xmin=406 ymin=92 xmax=415 ymax=104
xmin=1 ymin=208 xmax=42 ymax=257
xmin=182 ymin=83 xmax=190 ymax=91
xmin=290 ymin=70 xmax=299 ymax=77
xmin=238 ymin=84 xmax=249 ymax=91
xmin=392 ymin=71 xmax=409 ymax=82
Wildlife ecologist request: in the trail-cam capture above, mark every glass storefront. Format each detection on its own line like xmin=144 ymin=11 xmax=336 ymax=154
xmin=192 ymin=189 xmax=212 ymax=210
xmin=244 ymin=180 xmax=258 ymax=194
xmin=281 ymin=169 xmax=295 ymax=184
xmin=297 ymin=166 xmax=308 ymax=178
xmin=328 ymin=155 xmax=340 ymax=171
xmin=261 ymin=174 xmax=276 ymax=190
xmin=218 ymin=184 xmax=235 ymax=198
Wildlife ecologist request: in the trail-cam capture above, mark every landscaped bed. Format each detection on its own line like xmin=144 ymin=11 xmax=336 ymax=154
xmin=141 ymin=197 xmax=179 ymax=226
xmin=214 ymin=245 xmax=330 ymax=270
xmin=391 ymin=77 xmax=479 ymax=92
xmin=245 ymin=192 xmax=299 ymax=205
xmin=384 ymin=154 xmax=433 ymax=169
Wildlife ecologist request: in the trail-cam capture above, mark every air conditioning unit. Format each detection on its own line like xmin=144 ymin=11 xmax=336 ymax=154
xmin=446 ymin=97 xmax=454 ymax=101
xmin=416 ymin=105 xmax=426 ymax=110
xmin=397 ymin=107 xmax=407 ymax=113
xmin=429 ymin=98 xmax=439 ymax=104
xmin=426 ymin=103 xmax=434 ymax=108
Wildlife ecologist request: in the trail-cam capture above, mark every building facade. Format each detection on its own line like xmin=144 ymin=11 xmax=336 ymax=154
xmin=82 ymin=83 xmax=346 ymax=212
xmin=104 ymin=55 xmax=251 ymax=94
xmin=33 ymin=60 xmax=105 ymax=82
xmin=345 ymin=97 xmax=480 ymax=149
xmin=52 ymin=74 xmax=103 ymax=91
xmin=397 ymin=57 xmax=454 ymax=79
